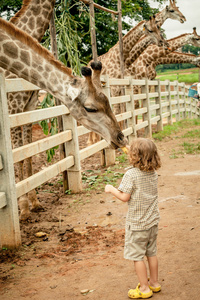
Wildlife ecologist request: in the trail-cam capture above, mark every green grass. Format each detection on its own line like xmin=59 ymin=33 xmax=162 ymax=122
xmin=156 ymin=67 xmax=199 ymax=83
xmin=153 ymin=119 xmax=200 ymax=141
xmin=182 ymin=142 xmax=200 ymax=154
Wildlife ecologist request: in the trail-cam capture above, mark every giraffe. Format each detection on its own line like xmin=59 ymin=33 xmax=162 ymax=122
xmin=87 ymin=0 xmax=186 ymax=144
xmin=3 ymin=0 xmax=57 ymax=221
xmin=146 ymin=52 xmax=200 ymax=80
xmin=128 ymin=28 xmax=200 ymax=90
xmin=0 ymin=18 xmax=127 ymax=219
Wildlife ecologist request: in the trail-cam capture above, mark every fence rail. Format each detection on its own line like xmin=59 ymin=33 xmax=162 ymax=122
xmin=0 ymin=73 xmax=199 ymax=248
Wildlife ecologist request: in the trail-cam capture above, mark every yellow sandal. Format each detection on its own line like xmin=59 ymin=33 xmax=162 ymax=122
xmin=128 ymin=284 xmax=153 ymax=299
xmin=149 ymin=284 xmax=161 ymax=293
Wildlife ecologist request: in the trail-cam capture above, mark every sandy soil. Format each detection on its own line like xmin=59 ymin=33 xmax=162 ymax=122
xmin=0 ymin=123 xmax=200 ymax=300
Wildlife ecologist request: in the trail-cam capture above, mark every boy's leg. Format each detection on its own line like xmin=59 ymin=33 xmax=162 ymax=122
xmin=147 ymin=256 xmax=160 ymax=288
xmin=134 ymin=260 xmax=150 ymax=293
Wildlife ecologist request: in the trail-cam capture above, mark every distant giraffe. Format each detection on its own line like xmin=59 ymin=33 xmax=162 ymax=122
xmin=147 ymin=52 xmax=200 ymax=80
xmin=87 ymin=0 xmax=186 ymax=144
xmin=0 ymin=18 xmax=127 ymax=220
xmin=129 ymin=28 xmax=200 ymax=82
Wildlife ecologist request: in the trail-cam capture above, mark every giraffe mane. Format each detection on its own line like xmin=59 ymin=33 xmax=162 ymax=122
xmin=168 ymin=33 xmax=189 ymax=42
xmin=0 ymin=18 xmax=73 ymax=77
xmin=10 ymin=0 xmax=32 ymax=24
xmin=172 ymin=51 xmax=196 ymax=57
xmin=123 ymin=20 xmax=145 ymax=40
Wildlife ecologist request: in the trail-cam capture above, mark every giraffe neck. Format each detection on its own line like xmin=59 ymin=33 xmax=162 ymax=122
xmin=155 ymin=52 xmax=198 ymax=65
xmin=168 ymin=34 xmax=194 ymax=52
xmin=10 ymin=0 xmax=56 ymax=42
xmin=147 ymin=52 xmax=200 ymax=80
xmin=0 ymin=19 xmax=74 ymax=107
xmin=124 ymin=36 xmax=157 ymax=69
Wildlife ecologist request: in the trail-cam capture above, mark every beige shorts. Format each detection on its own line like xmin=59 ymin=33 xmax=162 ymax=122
xmin=124 ymin=225 xmax=158 ymax=261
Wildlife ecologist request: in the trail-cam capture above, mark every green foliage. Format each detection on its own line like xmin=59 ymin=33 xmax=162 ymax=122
xmin=153 ymin=119 xmax=200 ymax=141
xmin=182 ymin=141 xmax=200 ymax=154
xmin=0 ymin=0 xmax=22 ymax=19
xmin=38 ymin=94 xmax=59 ymax=162
xmin=82 ymin=167 xmax=124 ymax=191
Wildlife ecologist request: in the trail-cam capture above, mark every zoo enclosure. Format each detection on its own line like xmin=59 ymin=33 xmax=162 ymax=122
xmin=0 ymin=72 xmax=199 ymax=248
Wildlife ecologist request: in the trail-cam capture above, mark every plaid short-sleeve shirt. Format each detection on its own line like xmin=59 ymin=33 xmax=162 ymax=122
xmin=118 ymin=167 xmax=160 ymax=230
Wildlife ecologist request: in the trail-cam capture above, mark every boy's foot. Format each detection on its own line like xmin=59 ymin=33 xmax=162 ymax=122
xmin=148 ymin=278 xmax=161 ymax=293
xmin=149 ymin=284 xmax=161 ymax=293
xmin=128 ymin=284 xmax=153 ymax=299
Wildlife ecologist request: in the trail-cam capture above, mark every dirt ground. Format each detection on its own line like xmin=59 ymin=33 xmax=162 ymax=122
xmin=0 ymin=123 xmax=200 ymax=300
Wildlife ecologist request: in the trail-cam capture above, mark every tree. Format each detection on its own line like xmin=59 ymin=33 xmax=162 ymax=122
xmin=1 ymin=0 xmax=167 ymax=71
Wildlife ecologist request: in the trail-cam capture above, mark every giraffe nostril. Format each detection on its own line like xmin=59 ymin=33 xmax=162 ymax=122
xmin=117 ymin=132 xmax=125 ymax=142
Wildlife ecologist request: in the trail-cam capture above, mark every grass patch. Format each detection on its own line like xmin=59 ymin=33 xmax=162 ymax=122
xmin=153 ymin=119 xmax=200 ymax=141
xmin=182 ymin=142 xmax=200 ymax=154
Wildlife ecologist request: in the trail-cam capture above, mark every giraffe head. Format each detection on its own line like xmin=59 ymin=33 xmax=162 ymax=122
xmin=166 ymin=0 xmax=186 ymax=23
xmin=143 ymin=16 xmax=169 ymax=48
xmin=194 ymin=55 xmax=200 ymax=68
xmin=190 ymin=27 xmax=200 ymax=47
xmin=67 ymin=61 xmax=127 ymax=149
xmin=0 ymin=17 xmax=127 ymax=149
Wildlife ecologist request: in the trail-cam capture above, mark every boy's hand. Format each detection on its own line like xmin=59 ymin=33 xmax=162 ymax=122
xmin=105 ymin=184 xmax=113 ymax=193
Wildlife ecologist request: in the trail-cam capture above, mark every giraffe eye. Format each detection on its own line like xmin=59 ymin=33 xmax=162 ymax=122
xmin=84 ymin=107 xmax=98 ymax=113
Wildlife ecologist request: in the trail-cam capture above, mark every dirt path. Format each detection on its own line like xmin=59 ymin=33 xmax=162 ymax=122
xmin=0 ymin=125 xmax=200 ymax=300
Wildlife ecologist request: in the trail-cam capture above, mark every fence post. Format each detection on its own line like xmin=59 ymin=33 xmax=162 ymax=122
xmin=182 ymin=82 xmax=186 ymax=119
xmin=101 ymin=75 xmax=116 ymax=166
xmin=175 ymin=80 xmax=180 ymax=122
xmin=166 ymin=80 xmax=173 ymax=125
xmin=142 ymin=78 xmax=152 ymax=138
xmin=62 ymin=114 xmax=82 ymax=193
xmin=0 ymin=73 xmax=21 ymax=249
xmin=155 ymin=79 xmax=163 ymax=132
xmin=125 ymin=77 xmax=136 ymax=142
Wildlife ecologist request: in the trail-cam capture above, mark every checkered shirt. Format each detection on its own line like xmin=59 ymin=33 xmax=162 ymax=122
xmin=118 ymin=167 xmax=160 ymax=230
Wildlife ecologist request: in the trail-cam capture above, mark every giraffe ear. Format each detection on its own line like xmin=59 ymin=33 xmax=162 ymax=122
xmin=67 ymin=85 xmax=80 ymax=101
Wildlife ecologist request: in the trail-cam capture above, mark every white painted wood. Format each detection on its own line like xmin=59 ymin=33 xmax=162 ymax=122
xmin=151 ymin=116 xmax=160 ymax=123
xmin=5 ymin=78 xmax=40 ymax=93
xmin=161 ymin=101 xmax=170 ymax=108
xmin=77 ymin=125 xmax=90 ymax=136
xmin=62 ymin=113 xmax=82 ymax=193
xmin=80 ymin=140 xmax=108 ymax=161
xmin=150 ymin=104 xmax=160 ymax=111
xmin=108 ymin=78 xmax=130 ymax=86
xmin=149 ymin=92 xmax=159 ymax=98
xmin=142 ymin=79 xmax=152 ymax=137
xmin=162 ymin=112 xmax=170 ymax=118
xmin=133 ymin=93 xmax=146 ymax=100
xmin=116 ymin=111 xmax=132 ymax=122
xmin=13 ymin=130 xmax=72 ymax=163
xmin=16 ymin=156 xmax=74 ymax=198
xmin=0 ymin=192 xmax=6 ymax=209
xmin=110 ymin=95 xmax=130 ymax=105
xmin=0 ymin=73 xmax=21 ymax=248
xmin=135 ymin=121 xmax=148 ymax=131
xmin=0 ymin=155 xmax=3 ymax=170
xmin=135 ymin=107 xmax=147 ymax=116
xmin=9 ymin=105 xmax=69 ymax=128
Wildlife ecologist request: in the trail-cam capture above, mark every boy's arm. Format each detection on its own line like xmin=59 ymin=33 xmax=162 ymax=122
xmin=105 ymin=184 xmax=131 ymax=202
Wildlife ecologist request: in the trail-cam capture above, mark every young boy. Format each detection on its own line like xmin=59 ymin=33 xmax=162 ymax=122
xmin=105 ymin=138 xmax=161 ymax=299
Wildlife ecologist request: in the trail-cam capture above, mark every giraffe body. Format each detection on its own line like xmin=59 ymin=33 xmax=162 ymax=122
xmin=3 ymin=0 xmax=56 ymax=220
xmin=87 ymin=0 xmax=186 ymax=145
xmin=130 ymin=28 xmax=200 ymax=80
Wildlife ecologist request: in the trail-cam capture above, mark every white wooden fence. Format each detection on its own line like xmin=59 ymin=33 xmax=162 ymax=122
xmin=0 ymin=72 xmax=199 ymax=248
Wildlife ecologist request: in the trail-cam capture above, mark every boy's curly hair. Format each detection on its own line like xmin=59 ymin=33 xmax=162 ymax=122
xmin=129 ymin=138 xmax=161 ymax=171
